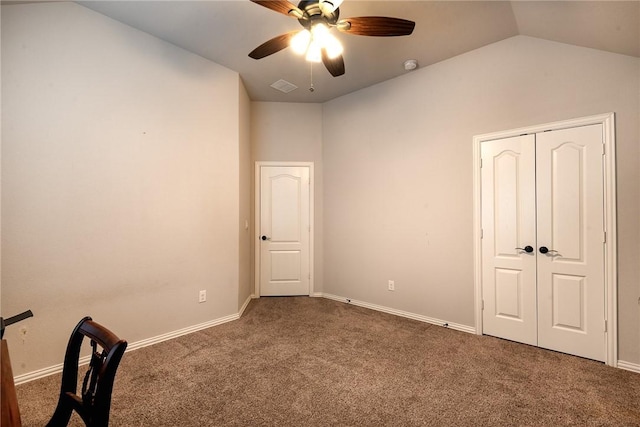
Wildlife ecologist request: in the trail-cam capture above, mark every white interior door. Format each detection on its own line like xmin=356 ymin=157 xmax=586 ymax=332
xmin=481 ymin=124 xmax=606 ymax=361
xmin=536 ymin=124 xmax=605 ymax=361
xmin=258 ymin=165 xmax=310 ymax=296
xmin=481 ymin=135 xmax=538 ymax=346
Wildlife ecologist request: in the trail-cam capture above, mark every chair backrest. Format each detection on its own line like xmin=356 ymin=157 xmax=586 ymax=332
xmin=47 ymin=317 xmax=127 ymax=427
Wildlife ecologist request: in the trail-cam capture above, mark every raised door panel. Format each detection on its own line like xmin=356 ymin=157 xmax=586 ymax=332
xmin=270 ymin=176 xmax=302 ymax=242
xmin=495 ymin=268 xmax=524 ymax=320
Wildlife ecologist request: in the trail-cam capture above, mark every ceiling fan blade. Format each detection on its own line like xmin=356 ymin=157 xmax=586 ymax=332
xmin=249 ymin=31 xmax=301 ymax=59
xmin=250 ymin=0 xmax=304 ymax=19
xmin=321 ymin=50 xmax=345 ymax=77
xmin=337 ymin=16 xmax=416 ymax=37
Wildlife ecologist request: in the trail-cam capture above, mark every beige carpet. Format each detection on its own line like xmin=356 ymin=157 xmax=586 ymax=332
xmin=16 ymin=297 xmax=640 ymax=426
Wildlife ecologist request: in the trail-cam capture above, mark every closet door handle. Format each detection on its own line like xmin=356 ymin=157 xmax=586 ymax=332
xmin=261 ymin=235 xmax=271 ymax=241
xmin=539 ymin=246 xmax=558 ymax=254
xmin=516 ymin=246 xmax=534 ymax=253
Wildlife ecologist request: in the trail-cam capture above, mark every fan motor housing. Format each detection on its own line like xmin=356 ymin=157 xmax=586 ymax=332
xmin=297 ymin=0 xmax=340 ymax=28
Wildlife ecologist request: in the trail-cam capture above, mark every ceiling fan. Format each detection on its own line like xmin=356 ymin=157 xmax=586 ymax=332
xmin=248 ymin=0 xmax=416 ymax=77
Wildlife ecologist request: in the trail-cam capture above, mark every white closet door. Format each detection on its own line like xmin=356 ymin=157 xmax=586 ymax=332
xmin=481 ymin=135 xmax=538 ymax=346
xmin=536 ymin=124 xmax=605 ymax=361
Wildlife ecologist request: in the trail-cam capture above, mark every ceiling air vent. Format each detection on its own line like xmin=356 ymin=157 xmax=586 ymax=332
xmin=270 ymin=79 xmax=298 ymax=94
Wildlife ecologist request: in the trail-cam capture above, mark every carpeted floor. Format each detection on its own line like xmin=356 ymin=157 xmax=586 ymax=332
xmin=15 ymin=297 xmax=640 ymax=426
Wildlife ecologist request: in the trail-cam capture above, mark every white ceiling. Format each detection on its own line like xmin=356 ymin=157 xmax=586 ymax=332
xmin=75 ymin=0 xmax=640 ymax=103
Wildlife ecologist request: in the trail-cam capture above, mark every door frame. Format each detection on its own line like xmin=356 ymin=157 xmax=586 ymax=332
xmin=472 ymin=113 xmax=617 ymax=366
xmin=254 ymin=161 xmax=315 ymax=297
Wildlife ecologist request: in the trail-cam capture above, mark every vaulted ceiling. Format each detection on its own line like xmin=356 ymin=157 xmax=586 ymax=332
xmin=77 ymin=1 xmax=640 ymax=103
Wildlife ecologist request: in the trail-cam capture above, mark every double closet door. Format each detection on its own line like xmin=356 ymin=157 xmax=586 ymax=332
xmin=481 ymin=124 xmax=605 ymax=361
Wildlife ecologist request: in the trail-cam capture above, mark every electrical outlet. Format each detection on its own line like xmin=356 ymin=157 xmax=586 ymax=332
xmin=199 ymin=290 xmax=207 ymax=303
xmin=388 ymin=280 xmax=395 ymax=291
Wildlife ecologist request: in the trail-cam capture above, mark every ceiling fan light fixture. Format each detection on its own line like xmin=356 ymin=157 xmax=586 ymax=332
xmin=311 ymin=24 xmax=343 ymax=59
xmin=305 ymin=40 xmax=323 ymax=62
xmin=311 ymin=23 xmax=330 ymax=42
xmin=291 ymin=30 xmax=311 ymax=54
xmin=319 ymin=0 xmax=343 ymax=14
xmin=290 ymin=23 xmax=343 ymax=62
xmin=324 ymin=34 xmax=343 ymax=59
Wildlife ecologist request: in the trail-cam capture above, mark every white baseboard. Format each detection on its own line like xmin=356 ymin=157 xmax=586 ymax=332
xmin=14 ymin=300 xmax=253 ymax=386
xmin=319 ymin=292 xmax=477 ymax=334
xmin=19 ymin=293 xmax=635 ymax=385
xmin=617 ymin=360 xmax=640 ymax=374
xmin=125 ymin=313 xmax=240 ymax=354
xmin=239 ymin=294 xmax=254 ymax=317
xmin=14 ymin=359 xmax=89 ymax=386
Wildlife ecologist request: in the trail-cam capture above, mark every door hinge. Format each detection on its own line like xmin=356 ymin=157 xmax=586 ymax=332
xmin=480 ymin=158 xmax=483 ymax=168
xmin=603 ymin=231 xmax=607 ymax=243
xmin=481 ymin=300 xmax=485 ymax=310
xmin=481 ymin=229 xmax=484 ymax=239
xmin=604 ymin=320 xmax=607 ymax=333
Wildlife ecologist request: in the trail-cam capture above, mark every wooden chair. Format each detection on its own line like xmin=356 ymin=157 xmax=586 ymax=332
xmin=46 ymin=317 xmax=127 ymax=427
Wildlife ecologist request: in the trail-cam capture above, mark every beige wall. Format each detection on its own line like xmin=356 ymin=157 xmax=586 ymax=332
xmin=250 ymin=102 xmax=324 ymax=294
xmin=1 ymin=2 xmax=244 ymax=375
xmin=3 ymin=0 xmax=639 ymax=378
xmin=322 ymin=36 xmax=640 ymax=363
xmin=238 ymin=81 xmax=252 ymax=309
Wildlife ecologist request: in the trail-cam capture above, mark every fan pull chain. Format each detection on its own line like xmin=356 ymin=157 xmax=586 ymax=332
xmin=309 ymin=62 xmax=315 ymax=93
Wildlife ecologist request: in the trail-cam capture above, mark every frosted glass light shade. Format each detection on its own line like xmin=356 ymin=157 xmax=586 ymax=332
xmin=290 ymin=30 xmax=311 ymax=54
xmin=311 ymin=24 xmax=343 ymax=59
xmin=290 ymin=23 xmax=344 ymax=63
xmin=305 ymin=40 xmax=322 ymax=62
xmin=323 ymin=33 xmax=343 ymax=59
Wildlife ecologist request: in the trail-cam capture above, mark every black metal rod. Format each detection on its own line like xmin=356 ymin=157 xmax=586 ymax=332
xmin=0 ymin=309 xmax=34 ymax=339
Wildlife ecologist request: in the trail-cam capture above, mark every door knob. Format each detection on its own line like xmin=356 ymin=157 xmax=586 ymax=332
xmin=261 ymin=235 xmax=270 ymax=241
xmin=539 ymin=246 xmax=559 ymax=254
xmin=516 ymin=246 xmax=534 ymax=253
xmin=539 ymin=246 xmax=560 ymax=254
